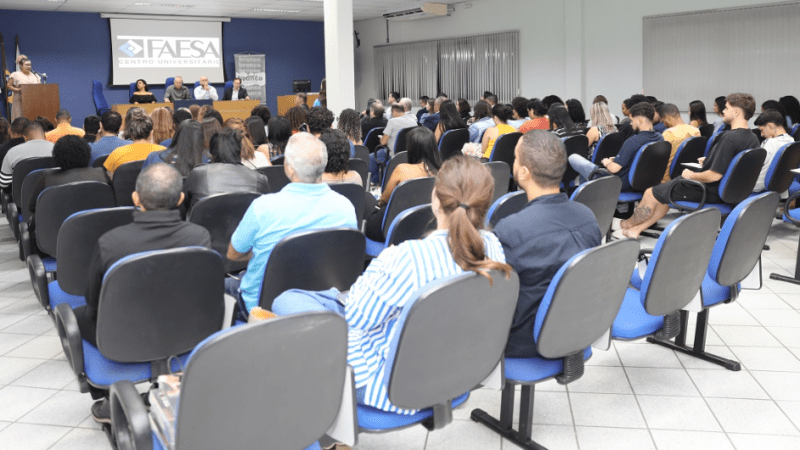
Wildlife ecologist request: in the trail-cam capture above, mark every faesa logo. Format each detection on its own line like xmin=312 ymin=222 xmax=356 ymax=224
xmin=119 ymin=40 xmax=143 ymax=58
xmin=116 ymin=36 xmax=220 ymax=67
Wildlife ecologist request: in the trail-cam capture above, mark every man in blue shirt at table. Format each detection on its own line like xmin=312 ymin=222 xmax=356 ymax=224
xmin=494 ymin=130 xmax=601 ymax=357
xmin=226 ymin=133 xmax=358 ymax=315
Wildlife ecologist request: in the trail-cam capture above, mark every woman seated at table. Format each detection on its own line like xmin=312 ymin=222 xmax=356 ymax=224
xmin=272 ymin=155 xmax=512 ymax=414
xmin=129 ymin=79 xmax=157 ymax=104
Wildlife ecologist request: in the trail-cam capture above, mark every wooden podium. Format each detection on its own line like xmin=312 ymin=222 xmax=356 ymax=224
xmin=277 ymin=93 xmax=319 ymax=115
xmin=20 ymin=84 xmax=59 ymax=124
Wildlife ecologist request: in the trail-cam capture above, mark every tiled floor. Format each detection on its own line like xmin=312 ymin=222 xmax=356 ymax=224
xmin=1 ymin=215 xmax=800 ymax=449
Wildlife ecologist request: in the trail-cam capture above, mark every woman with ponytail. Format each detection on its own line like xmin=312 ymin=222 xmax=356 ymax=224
xmin=273 ymin=155 xmax=511 ymax=414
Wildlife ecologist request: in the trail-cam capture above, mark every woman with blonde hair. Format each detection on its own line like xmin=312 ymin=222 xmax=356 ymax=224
xmin=150 ymin=107 xmax=173 ymax=144
xmin=585 ymin=102 xmax=618 ymax=147
xmin=273 ymin=155 xmax=512 ymax=414
xmin=224 ymin=117 xmax=270 ymax=168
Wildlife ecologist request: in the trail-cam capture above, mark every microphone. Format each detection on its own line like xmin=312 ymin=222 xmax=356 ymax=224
xmin=32 ymin=70 xmax=47 ymax=83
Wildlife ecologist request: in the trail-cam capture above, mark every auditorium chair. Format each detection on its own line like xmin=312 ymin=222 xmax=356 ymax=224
xmin=92 ymin=155 xmax=109 ymax=168
xmin=438 ymin=128 xmax=470 ymax=161
xmin=329 ymin=183 xmax=366 ymax=225
xmin=489 ymin=132 xmax=522 ymax=170
xmin=353 ymin=145 xmax=369 ymax=164
xmin=224 ymin=80 xmax=233 ymax=91
xmin=698 ymin=123 xmax=715 ymax=138
xmin=773 ymin=191 xmax=800 ymax=285
xmin=753 ymin=142 xmax=800 ymax=198
xmin=383 ymin=204 xmax=436 ymax=248
xmin=611 ymin=209 xmax=720 ymax=347
xmin=472 ymin=239 xmax=639 ymax=450
xmin=667 ymin=136 xmax=708 ymax=180
xmin=483 ymin=161 xmax=511 ymax=205
xmin=365 ymin=177 xmax=435 ymax=257
xmin=257 ymin=165 xmax=291 ymax=193
xmin=792 ymin=125 xmax=800 ymax=142
xmin=17 ymin=168 xmax=57 ymax=260
xmin=258 ymin=228 xmax=366 ymax=311
xmin=381 ymin=150 xmax=409 ymax=190
xmin=570 ymin=175 xmax=622 ymax=238
xmin=92 ymin=80 xmax=111 ymax=116
xmin=561 ymin=135 xmax=590 ymax=190
xmin=356 ymin=270 xmax=519 ymax=435
xmin=20 ymin=181 xmax=114 ymax=301
xmin=363 ymin=127 xmax=384 ymax=153
xmin=6 ymin=156 xmax=57 ymax=240
xmin=485 ymin=191 xmax=527 ymax=229
xmin=29 ymin=207 xmax=134 ymax=313
xmin=128 ymin=82 xmax=137 ymax=99
xmin=270 ymin=155 xmax=285 ymax=165
xmin=652 ymin=192 xmax=779 ymax=370
xmin=703 ymin=130 xmax=723 ymax=157
xmin=165 ymin=77 xmax=175 ymax=88
xmin=612 ymin=141 xmax=671 ymax=214
xmin=393 ymin=126 xmax=414 ymax=155
xmin=346 ymin=158 xmax=369 ymax=189
xmin=791 ymin=123 xmax=800 ymax=136
xmin=55 ymin=247 xmax=225 ymax=395
xmin=112 ymin=160 xmax=145 ymax=207
xmin=186 ymin=192 xmax=261 ymax=274
xmin=590 ymin=131 xmax=626 ymax=164
xmin=111 ymin=312 xmax=354 ymax=450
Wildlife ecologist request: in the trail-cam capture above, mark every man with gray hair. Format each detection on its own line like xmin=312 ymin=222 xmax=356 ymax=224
xmin=227 ymin=133 xmax=358 ymax=314
xmin=73 ymin=163 xmax=211 ymax=423
xmin=164 ymin=76 xmax=192 ymax=102
xmin=494 ymin=130 xmax=601 ymax=357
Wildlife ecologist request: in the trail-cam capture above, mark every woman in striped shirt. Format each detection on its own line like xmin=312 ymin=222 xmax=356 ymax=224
xmin=273 ymin=155 xmax=512 ymax=414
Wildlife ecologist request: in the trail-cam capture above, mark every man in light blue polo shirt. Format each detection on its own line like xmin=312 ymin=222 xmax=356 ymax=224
xmin=89 ymin=111 xmax=131 ymax=164
xmin=226 ymin=132 xmax=358 ymax=313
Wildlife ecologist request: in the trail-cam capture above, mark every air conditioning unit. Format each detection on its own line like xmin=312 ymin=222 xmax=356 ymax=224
xmin=383 ymin=3 xmax=453 ymax=21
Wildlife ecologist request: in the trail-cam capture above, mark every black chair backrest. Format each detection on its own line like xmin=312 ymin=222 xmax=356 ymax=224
xmin=592 ymin=132 xmax=627 ymax=163
xmin=793 ymin=126 xmax=800 ymax=142
xmin=112 ymin=160 xmax=144 ymax=207
xmin=719 ymin=148 xmax=767 ymax=204
xmin=630 ymin=141 xmax=671 ymax=192
xmin=329 ymin=183 xmax=366 ymax=225
xmin=35 ymin=182 xmax=116 ymax=257
xmin=381 ymin=150 xmax=409 ymax=190
xmin=570 ymin=176 xmax=622 ymax=236
xmin=387 ymin=270 xmax=519 ymax=410
xmin=483 ymin=161 xmax=511 ymax=205
xmin=669 ymin=136 xmax=708 ymax=180
xmin=20 ymin=168 xmax=54 ymax=221
xmin=12 ymin=157 xmax=57 ymax=207
xmin=259 ymin=228 xmax=366 ymax=310
xmin=57 ymin=207 xmax=135 ymax=296
xmin=96 ymin=247 xmax=225 ymax=363
xmin=176 ymin=312 xmax=347 ymax=450
xmin=537 ymin=239 xmax=640 ymax=358
xmin=486 ymin=191 xmax=527 ymax=228
xmin=187 ymin=192 xmax=261 ymax=274
xmin=364 ymin=127 xmax=385 ymax=152
xmin=562 ymin=135 xmax=590 ymax=182
xmin=382 ymin=177 xmax=436 ymax=237
xmin=642 ymin=208 xmax=720 ymax=316
xmin=385 ymin=204 xmax=436 ymax=247
xmin=394 ymin=126 xmax=414 ymax=155
xmin=270 ymin=155 xmax=285 ymax=166
xmin=439 ymin=128 xmax=470 ymax=161
xmin=766 ymin=142 xmax=800 ymax=194
xmin=347 ymin=158 xmax=369 ymax=189
xmin=93 ymin=155 xmax=109 ymax=168
xmin=489 ymin=132 xmax=522 ymax=168
xmin=256 ymin=165 xmax=291 ymax=193
xmin=353 ymin=145 xmax=370 ymax=163
xmin=698 ymin=124 xmax=715 ymax=138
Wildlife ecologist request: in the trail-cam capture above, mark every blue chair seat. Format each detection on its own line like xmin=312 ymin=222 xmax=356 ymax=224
xmin=357 ymin=393 xmax=469 ymax=430
xmin=42 ymin=257 xmax=56 ymax=273
xmin=618 ymin=191 xmax=643 ymax=202
xmin=505 ymin=347 xmax=592 ymax=383
xmin=674 ymin=201 xmax=733 ymax=215
xmin=83 ymin=340 xmax=190 ymax=388
xmin=611 ymin=288 xmax=664 ymax=339
xmin=365 ymin=237 xmax=385 ymax=257
xmin=152 ymin=431 xmax=321 ymax=450
xmin=18 ymin=214 xmax=23 ymax=223
xmin=701 ymin=273 xmax=738 ymax=308
xmin=47 ymin=280 xmax=86 ymax=310
xmin=784 ymin=206 xmax=800 ymax=223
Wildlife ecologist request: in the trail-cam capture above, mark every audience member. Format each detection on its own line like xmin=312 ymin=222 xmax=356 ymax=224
xmin=73 ymin=163 xmax=212 ymax=422
xmin=150 ymin=107 xmax=174 ymax=145
xmin=164 ymin=76 xmax=192 ymax=102
xmin=420 ymin=96 xmax=445 ymax=131
xmin=104 ymin=115 xmax=165 ymax=177
xmin=45 ymin=109 xmax=85 ymax=143
xmin=34 ymin=116 xmax=55 ymax=133
xmin=286 ymin=106 xmax=308 ymax=134
xmin=0 ymin=118 xmax=8 ymax=144
xmin=189 ymin=104 xmax=201 ymax=121
xmin=651 ymin=100 xmax=667 ymax=133
xmin=226 ymin=133 xmax=357 ymax=314
xmin=568 ymin=102 xmax=663 ymax=190
xmin=541 ymin=95 xmax=564 ymax=109
xmin=89 ymin=112 xmax=130 ymax=165
xmin=142 ymin=120 xmax=208 ymax=176
xmin=660 ymin=103 xmax=700 ymax=182
xmin=200 ymin=106 xmax=223 ymax=126
xmin=565 ymin=98 xmax=588 ymax=129
xmin=119 ymin=107 xmax=145 ymax=141
xmin=361 ymin=101 xmax=387 ymax=138
xmin=380 ymin=100 xmax=417 ymax=154
xmin=201 ymin=117 xmax=222 ymax=154
xmin=266 ymin=116 xmax=291 ymax=159
xmin=485 ymin=94 xmax=498 ymax=107
xmin=712 ymin=96 xmax=727 ymax=134
xmin=621 ymin=93 xmax=759 ymax=238
xmin=779 ymin=95 xmax=800 ymax=130
xmin=160 ymin=109 xmax=192 ymax=148
xmin=762 ymin=99 xmax=785 ymax=116
xmin=585 ymin=102 xmax=618 ymax=148
xmin=319 ymin=129 xmax=362 ymax=185
xmin=547 ymin=104 xmax=582 ymax=138
xmin=435 ymin=99 xmax=468 ymax=143
xmin=591 ymin=95 xmax=618 ymax=124
xmin=0 ymin=118 xmax=29 ymax=167
xmin=416 ymin=96 xmax=430 ymax=123
xmin=307 ymin=107 xmax=335 ymax=135
xmin=251 ymin=105 xmax=272 ymax=136
xmin=295 ymin=92 xmax=308 ymax=108
xmin=272 ymin=155 xmax=510 ymax=414
xmin=246 ymin=116 xmax=269 ymax=148
xmin=469 ymin=101 xmax=494 ymax=143
xmin=689 ymin=100 xmax=709 ymax=128
xmin=129 ymin=79 xmax=156 ymax=104
xmin=183 ymin=128 xmax=269 ymax=208
xmin=494 ymin=130 xmax=601 ymax=356
xmin=223 ymin=78 xmax=250 ymax=101
xmin=518 ymin=99 xmax=550 ymax=133
xmin=338 ymin=108 xmax=363 ymax=150
xmin=313 ymin=79 xmax=326 ymax=107
xmin=82 ymin=115 xmax=101 ymax=145
xmin=508 ymin=97 xmax=530 ymax=129
xmin=384 ymin=91 xmax=400 ymax=119
xmin=482 ymin=104 xmax=515 ymax=158
xmin=753 ymin=109 xmax=794 ymax=194
xmin=194 ymin=76 xmax=218 ymax=100
xmin=0 ymin=121 xmax=54 ymax=188
xmin=457 ymin=98 xmax=472 ymax=123
xmin=225 ymin=117 xmax=270 ymax=169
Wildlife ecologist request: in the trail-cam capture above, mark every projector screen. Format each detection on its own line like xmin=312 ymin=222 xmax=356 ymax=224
xmin=109 ymin=18 xmax=225 ymax=86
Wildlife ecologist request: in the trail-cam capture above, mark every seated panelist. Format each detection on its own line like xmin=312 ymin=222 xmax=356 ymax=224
xmin=194 ymin=76 xmax=219 ymax=101
xmin=223 ymin=78 xmax=250 ymax=101
xmin=129 ymin=79 xmax=157 ymax=104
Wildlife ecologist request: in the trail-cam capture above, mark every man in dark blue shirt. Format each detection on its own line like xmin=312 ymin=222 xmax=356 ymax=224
xmin=494 ymin=130 xmax=602 ymax=357
xmin=568 ymin=102 xmax=663 ymax=191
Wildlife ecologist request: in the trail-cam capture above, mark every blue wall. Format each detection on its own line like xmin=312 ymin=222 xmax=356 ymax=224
xmin=0 ymin=10 xmax=325 ymax=121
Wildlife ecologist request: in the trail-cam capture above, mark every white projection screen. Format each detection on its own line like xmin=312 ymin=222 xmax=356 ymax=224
xmin=109 ymin=18 xmax=224 ymax=86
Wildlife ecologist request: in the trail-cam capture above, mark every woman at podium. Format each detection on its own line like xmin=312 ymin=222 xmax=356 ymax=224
xmin=7 ymin=57 xmax=41 ymax=120
xmin=129 ymin=79 xmax=157 ymax=104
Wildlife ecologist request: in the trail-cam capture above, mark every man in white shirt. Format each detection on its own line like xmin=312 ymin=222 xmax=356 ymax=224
xmin=754 ymin=109 xmax=795 ymax=194
xmin=194 ymin=76 xmax=219 ymax=101
xmin=0 ymin=121 xmax=54 ymax=188
xmin=380 ymin=98 xmax=416 ymax=155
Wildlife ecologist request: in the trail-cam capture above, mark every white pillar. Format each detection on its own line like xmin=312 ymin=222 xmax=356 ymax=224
xmin=324 ymin=0 xmax=356 ymax=121
xmin=563 ymin=0 xmax=586 ymax=104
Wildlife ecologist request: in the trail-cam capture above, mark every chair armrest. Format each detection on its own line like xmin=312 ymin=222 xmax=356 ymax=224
xmin=667 ymin=178 xmax=707 ymax=212
xmin=320 ymin=365 xmax=358 ymax=448
xmin=783 ymin=191 xmax=800 ymax=227
xmin=111 ymin=380 xmax=153 ymax=450
xmin=20 ymin=222 xmax=32 ymax=262
xmin=556 ymin=351 xmax=585 ymax=385
xmin=589 ymin=167 xmax=611 ymax=180
xmin=54 ymin=303 xmax=85 ymax=385
xmin=8 ymin=202 xmax=19 ymax=240
xmin=26 ymin=255 xmax=49 ymax=309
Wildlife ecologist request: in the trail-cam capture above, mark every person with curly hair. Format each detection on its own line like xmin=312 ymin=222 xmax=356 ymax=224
xmin=337 ymin=108 xmax=363 ymax=146
xmin=319 ymin=129 xmax=362 ymax=185
xmin=307 ymin=107 xmax=334 ymax=135
xmin=286 ymin=106 xmax=308 ymax=134
xmin=0 ymin=118 xmax=10 ymax=145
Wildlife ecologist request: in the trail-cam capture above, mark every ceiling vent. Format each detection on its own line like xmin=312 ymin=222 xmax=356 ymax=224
xmin=383 ymin=3 xmax=453 ymax=21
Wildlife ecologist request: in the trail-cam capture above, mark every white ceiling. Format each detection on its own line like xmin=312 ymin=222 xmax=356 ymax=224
xmin=0 ymin=0 xmax=460 ymax=21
